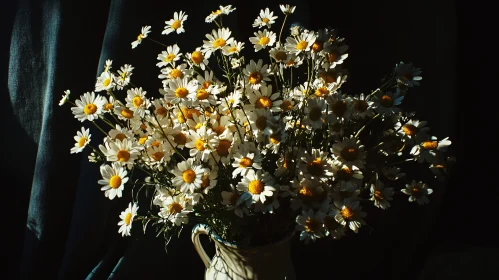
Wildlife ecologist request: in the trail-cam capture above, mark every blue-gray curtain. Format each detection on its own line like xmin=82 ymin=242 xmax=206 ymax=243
xmin=5 ymin=0 xmax=466 ymax=279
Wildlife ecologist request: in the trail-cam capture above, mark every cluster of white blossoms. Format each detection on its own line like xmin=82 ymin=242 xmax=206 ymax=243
xmin=61 ymin=4 xmax=454 ymax=242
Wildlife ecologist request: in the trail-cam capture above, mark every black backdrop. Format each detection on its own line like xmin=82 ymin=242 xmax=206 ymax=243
xmin=3 ymin=0 xmax=498 ymax=279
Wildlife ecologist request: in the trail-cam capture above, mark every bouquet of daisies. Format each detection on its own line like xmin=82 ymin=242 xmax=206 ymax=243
xmin=60 ymin=4 xmax=454 ymax=247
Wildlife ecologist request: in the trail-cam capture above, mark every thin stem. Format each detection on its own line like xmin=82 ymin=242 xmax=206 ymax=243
xmin=354 ymin=114 xmax=380 ymax=138
xmin=146 ymin=37 xmax=169 ymax=48
xmin=92 ymin=121 xmax=109 ymax=136
xmin=278 ymin=15 xmax=288 ymax=44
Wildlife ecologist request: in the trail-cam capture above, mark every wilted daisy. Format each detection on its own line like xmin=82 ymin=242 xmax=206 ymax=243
xmin=395 ymin=61 xmax=422 ymax=87
xmin=249 ymin=29 xmax=276 ymax=52
xmin=401 ymin=180 xmax=433 ymax=205
xmin=280 ymin=4 xmax=296 ymax=15
xmin=202 ymin=28 xmax=234 ymax=57
xmin=331 ymin=136 xmax=366 ymax=169
xmin=70 ymin=127 xmax=91 ymax=154
xmin=295 ymin=209 xmax=325 ymax=244
xmin=118 ymin=202 xmax=138 ymax=236
xmin=331 ymin=198 xmax=366 ymax=233
xmin=184 ymin=126 xmax=219 ymax=162
xmin=158 ymin=194 xmax=193 ymax=226
xmin=285 ymin=31 xmax=317 ymax=55
xmin=253 ymin=8 xmax=278 ymax=28
xmin=171 ymin=158 xmax=206 ymax=194
xmin=59 ymin=90 xmax=71 ymax=106
xmin=156 ymin=44 xmax=182 ymax=68
xmin=71 ymin=91 xmax=105 ymax=122
xmin=163 ymin=11 xmax=187 ymax=35
xmin=187 ymin=47 xmax=210 ymax=70
xmin=205 ymin=5 xmax=236 ymax=23
xmin=243 ymin=59 xmax=271 ymax=90
xmin=372 ymin=90 xmax=404 ymax=116
xmin=98 ymin=162 xmax=129 ymax=200
xmin=237 ymin=169 xmax=276 ymax=203
xmin=125 ymin=87 xmax=150 ymax=118
xmin=369 ymin=180 xmax=394 ymax=209
xmin=162 ymin=77 xmax=198 ymax=105
xmin=131 ymin=26 xmax=151 ymax=49
xmin=231 ymin=142 xmax=263 ymax=178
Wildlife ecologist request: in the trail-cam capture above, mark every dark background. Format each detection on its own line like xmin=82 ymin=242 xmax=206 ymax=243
xmin=3 ymin=0 xmax=498 ymax=279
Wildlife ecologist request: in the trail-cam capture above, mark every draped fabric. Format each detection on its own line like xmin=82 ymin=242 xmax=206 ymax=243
xmin=5 ymin=0 xmax=465 ymax=279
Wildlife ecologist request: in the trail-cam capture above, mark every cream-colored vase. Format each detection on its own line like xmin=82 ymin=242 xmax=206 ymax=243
xmin=191 ymin=224 xmax=296 ymax=280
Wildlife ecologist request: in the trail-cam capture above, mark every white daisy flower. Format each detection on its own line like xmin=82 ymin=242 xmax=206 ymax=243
xmin=331 ymin=198 xmax=366 ymax=233
xmin=187 ymin=47 xmax=210 ymax=70
xmin=95 ymin=71 xmax=115 ymax=92
xmin=253 ymin=8 xmax=278 ymax=29
xmin=158 ymin=193 xmax=193 ymax=226
xmin=321 ymin=43 xmax=349 ymax=69
xmin=115 ymin=64 xmax=134 ymax=90
xmin=237 ymin=169 xmax=276 ymax=203
xmin=230 ymin=56 xmax=243 ymax=69
xmin=161 ymin=77 xmax=198 ymax=105
xmin=158 ymin=63 xmax=190 ymax=83
xmin=205 ymin=5 xmax=236 ymax=23
xmin=283 ymin=54 xmax=304 ymax=69
xmin=264 ymin=128 xmax=287 ymax=154
xmin=242 ymin=59 xmax=271 ymax=90
xmin=171 ymin=158 xmax=206 ymax=194
xmin=70 ymin=127 xmax=91 ymax=154
xmin=220 ymin=89 xmax=243 ymax=114
xmin=199 ymin=167 xmax=218 ymax=194
xmin=303 ymin=98 xmax=328 ymax=130
xmin=221 ymin=184 xmax=251 ymax=218
xmin=202 ymin=28 xmax=234 ymax=57
xmin=222 ymin=40 xmax=245 ymax=56
xmin=156 ymin=44 xmax=182 ymax=68
xmin=269 ymin=43 xmax=289 ymax=62
xmin=71 ymin=91 xmax=105 ymax=122
xmin=146 ymin=143 xmax=171 ymax=166
xmin=99 ymin=138 xmax=141 ymax=168
xmin=284 ymin=31 xmax=316 ymax=55
xmin=213 ymin=130 xmax=234 ymax=164
xmin=247 ymin=108 xmax=278 ymax=138
xmin=289 ymin=25 xmax=301 ymax=36
xmin=327 ymin=91 xmax=353 ymax=121
xmin=372 ymin=90 xmax=404 ymax=116
xmin=394 ymin=118 xmax=430 ymax=145
xmin=246 ymin=84 xmax=282 ymax=112
xmin=166 ymin=127 xmax=189 ymax=148
xmin=295 ymin=209 xmax=326 ymax=244
xmin=401 ymin=180 xmax=433 ymax=205
xmin=280 ymin=4 xmax=296 ymax=15
xmin=351 ymin=93 xmax=375 ymax=119
xmin=332 ymin=164 xmax=363 ymax=192
xmin=395 ymin=61 xmax=422 ymax=87
xmin=131 ymin=26 xmax=151 ymax=49
xmin=299 ymin=148 xmax=334 ymax=180
xmin=113 ymin=105 xmax=137 ymax=122
xmin=125 ymin=87 xmax=150 ymax=118
xmin=184 ymin=126 xmax=219 ymax=162
xmin=59 ymin=90 xmax=71 ymax=106
xmin=98 ymin=162 xmax=128 ymax=200
xmin=410 ymin=136 xmax=452 ymax=163
xmin=323 ymin=214 xmax=346 ymax=240
xmin=163 ymin=11 xmax=187 ymax=35
xmin=231 ymin=142 xmax=263 ymax=178
xmin=331 ymin=136 xmax=366 ymax=169
xmin=369 ymin=180 xmax=394 ymax=209
xmin=289 ymin=177 xmax=326 ymax=210
xmin=101 ymin=95 xmax=116 ymax=113
xmin=118 ymin=202 xmax=138 ymax=236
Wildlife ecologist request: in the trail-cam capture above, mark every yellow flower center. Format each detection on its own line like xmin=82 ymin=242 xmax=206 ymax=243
xmin=140 ymin=123 xmax=147 ymax=130
xmin=104 ymin=103 xmax=114 ymax=111
xmin=327 ymin=51 xmax=339 ymax=63
xmin=285 ymin=59 xmax=295 ymax=66
xmin=138 ymin=136 xmax=148 ymax=145
xmin=403 ymin=124 xmax=417 ymax=136
xmin=275 ymin=51 xmax=287 ymax=61
xmin=114 ymin=133 xmax=126 ymax=141
xmin=195 ymin=139 xmax=205 ymax=151
xmin=169 ymin=202 xmax=183 ymax=214
xmin=255 ymin=96 xmax=272 ymax=108
xmin=248 ymin=71 xmax=263 ymax=85
xmin=151 ymin=151 xmax=164 ymax=161
xmin=239 ymin=157 xmax=253 ymax=168
xmin=165 ymin=53 xmax=176 ymax=62
xmin=156 ymin=107 xmax=168 ymax=116
xmin=331 ymin=100 xmax=347 ymax=117
xmin=312 ymin=40 xmax=323 ymax=52
xmin=341 ymin=147 xmax=358 ymax=162
xmin=195 ymin=123 xmax=203 ymax=130
xmin=84 ymin=103 xmax=97 ymax=115
xmin=109 ymin=175 xmax=122 ymax=189
xmin=137 ymin=34 xmax=144 ymax=41
xmin=380 ymin=95 xmax=393 ymax=108
xmin=299 ymin=186 xmax=313 ymax=197
xmin=296 ymin=40 xmax=308 ymax=50
xmin=196 ymin=88 xmax=209 ymax=100
xmin=202 ymin=81 xmax=211 ymax=89
xmin=182 ymin=169 xmax=196 ymax=183
xmin=191 ymin=51 xmax=204 ymax=64
xmin=171 ymin=20 xmax=182 ymax=30
xmin=216 ymin=140 xmax=231 ymax=157
xmin=174 ymin=133 xmax=187 ymax=145
xmin=170 ymin=69 xmax=184 ymax=79
xmin=213 ymin=126 xmax=225 ymax=135
xmin=255 ymin=116 xmax=267 ymax=130
xmin=422 ymin=141 xmax=438 ymax=150
xmin=374 ymin=190 xmax=384 ymax=200
xmin=305 ymin=218 xmax=321 ymax=233
xmin=150 ymin=141 xmax=160 ymax=148
xmin=132 ymin=96 xmax=143 ymax=108
xmin=307 ymin=158 xmax=323 ymax=176
xmin=201 ymin=174 xmax=210 ymax=188
xmin=262 ymin=17 xmax=270 ymax=23
xmin=341 ymin=207 xmax=354 ymax=220
xmin=270 ymin=133 xmax=281 ymax=144
xmin=337 ymin=166 xmax=353 ymax=181
xmin=121 ymin=108 xmax=134 ymax=119
xmin=78 ymin=137 xmax=88 ymax=147
xmin=103 ymin=78 xmax=111 ymax=87
xmin=228 ymin=46 xmax=238 ymax=53
xmin=248 ymin=180 xmax=265 ymax=194
xmin=124 ymin=212 xmax=132 ymax=225
xmin=259 ymin=36 xmax=270 ymax=45
xmin=175 ymin=87 xmax=189 ymax=98
xmin=309 ymin=107 xmax=322 ymax=121
xmin=315 ymin=87 xmax=329 ymax=97
xmin=354 ymin=100 xmax=368 ymax=113
xmin=280 ymin=100 xmax=293 ymax=111
xmin=213 ymin=38 xmax=226 ymax=48
xmin=320 ymin=70 xmax=337 ymax=84
xmin=212 ymin=9 xmax=222 ymax=15
xmin=117 ymin=150 xmax=130 ymax=162
xmin=411 ymin=187 xmax=422 ymax=198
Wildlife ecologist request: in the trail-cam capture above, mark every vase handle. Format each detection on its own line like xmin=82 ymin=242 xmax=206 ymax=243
xmin=191 ymin=224 xmax=211 ymax=269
